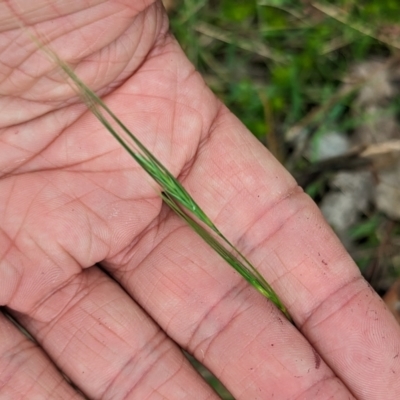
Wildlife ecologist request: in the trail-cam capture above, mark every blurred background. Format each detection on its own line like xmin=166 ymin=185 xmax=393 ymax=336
xmin=163 ymin=1 xmax=400 ymax=397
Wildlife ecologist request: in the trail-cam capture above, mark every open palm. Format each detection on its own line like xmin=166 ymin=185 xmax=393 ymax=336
xmin=1 ymin=1 xmax=400 ymax=399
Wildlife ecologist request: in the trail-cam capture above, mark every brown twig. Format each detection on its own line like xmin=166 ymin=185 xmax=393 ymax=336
xmin=194 ymin=21 xmax=287 ymax=63
xmin=311 ymin=2 xmax=400 ymax=50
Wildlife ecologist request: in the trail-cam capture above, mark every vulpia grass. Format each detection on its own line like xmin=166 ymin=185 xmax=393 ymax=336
xmin=26 ymin=30 xmax=291 ymax=321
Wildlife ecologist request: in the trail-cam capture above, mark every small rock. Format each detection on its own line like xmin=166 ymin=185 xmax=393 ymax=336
xmin=321 ymin=171 xmax=373 ymax=244
xmin=376 ymin=160 xmax=400 ymax=220
xmin=314 ymin=131 xmax=350 ymax=161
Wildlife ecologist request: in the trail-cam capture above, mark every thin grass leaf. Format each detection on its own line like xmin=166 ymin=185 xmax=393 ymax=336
xmin=26 ymin=29 xmax=291 ymax=321
xmin=162 ymin=193 xmax=291 ymax=320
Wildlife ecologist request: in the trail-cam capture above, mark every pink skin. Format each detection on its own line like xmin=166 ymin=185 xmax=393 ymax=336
xmin=1 ymin=1 xmax=399 ymax=399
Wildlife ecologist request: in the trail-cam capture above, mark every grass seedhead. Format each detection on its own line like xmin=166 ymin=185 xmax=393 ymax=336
xmin=25 ymin=28 xmax=291 ymax=322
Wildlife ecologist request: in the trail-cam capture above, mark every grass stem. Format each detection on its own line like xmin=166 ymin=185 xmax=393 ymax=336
xmin=26 ymin=30 xmax=291 ymax=321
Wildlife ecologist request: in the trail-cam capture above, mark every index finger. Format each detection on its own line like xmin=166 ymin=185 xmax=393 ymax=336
xmin=184 ymin=108 xmax=400 ymax=398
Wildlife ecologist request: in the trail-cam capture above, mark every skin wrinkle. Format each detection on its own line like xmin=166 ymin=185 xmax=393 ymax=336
xmin=118 ymin=347 xmax=170 ymax=399
xmin=142 ymin=62 xmax=211 ymax=158
xmin=115 ymin=218 xmax=184 ymax=277
xmin=107 ymin=67 xmax=207 ymax=177
xmin=6 ymin=42 xmax=50 ymax=94
xmin=209 ymin=310 xmax=337 ymax=398
xmin=125 ymin=231 xmax=205 ymax=310
xmin=100 ymin=5 xmax=168 ymax=92
xmin=250 ymin=202 xmax=360 ymax=318
xmin=88 ymin=298 xmax=141 ymax=347
xmin=188 ymin=146 xmax=301 ymax=246
xmin=27 ymin=230 xmax=82 ymax=280
xmin=9 ymin=167 xmax=114 ymax=308
xmin=18 ymin=175 xmax=120 ymax=266
xmin=10 ymin=2 xmax=135 ymax=63
xmin=179 ymin=112 xmax=212 ymax=179
xmin=12 ymin=245 xmax=79 ymax=315
xmin=233 ymin=188 xmax=304 ymax=255
xmin=0 ymin=259 xmax=21 ymax=308
xmin=296 ymin=277 xmax=400 ymax=397
xmin=166 ymin=70 xmax=196 ymax=154
xmin=86 ymin=326 xmax=121 ymax=363
xmin=56 ymin=239 xmax=94 ymax=276
xmin=47 ymin=378 xmax=69 ymax=400
xmin=228 ymin=325 xmax=293 ymax=393
xmin=13 ymin=233 xmax=49 ymax=270
xmin=104 ymin=202 xmax=163 ymax=272
xmin=293 ymin=376 xmax=352 ymax=400
xmin=0 ymin=122 xmax=69 ymax=178
xmin=164 ymin=89 xmax=177 ymax=164
xmin=310 ymin=287 xmax=398 ymax=363
xmin=168 ymin=245 xmax=226 ymax=287
xmin=234 ymin=357 xmax=267 ymax=393
xmin=4 ymin=335 xmax=33 ymax=366
xmin=280 ymin=264 xmax=314 ymax=304
xmin=112 ymin=89 xmax=203 ymax=166
xmin=32 ymin=361 xmax=54 ymax=393
xmin=4 ymin=35 xmax=39 ymax=81
xmin=0 ymin=1 xmax=107 ymax=31
xmin=233 ymin=327 xmax=290 ymax=384
xmin=58 ymin=148 xmax=129 ymax=174
xmin=300 ymin=275 xmax=365 ymax=331
xmin=0 ymin=177 xmax=16 ymax=221
xmin=54 ymin=6 xmax=128 ymax=61
xmin=140 ymin=359 xmax=185 ymax=400
xmin=188 ymin=283 xmax=267 ymax=363
xmin=103 ymin=333 xmax=173 ymax=399
xmin=25 ymin=228 xmax=68 ymax=273
xmin=187 ymin=284 xmax=242 ymax=358
xmin=1 ymin=338 xmax=54 ymax=396
xmin=35 ymin=296 xmax=119 ymax=368
xmin=0 ymin=132 xmax=35 ymax=156
xmin=27 ymin=276 xmax=85 ymax=329
xmin=15 ymin=177 xmax=52 ymax=234
xmin=0 ymin=62 xmax=15 ymax=89
xmin=0 ymin=227 xmax=14 ymax=259
xmin=30 ymin=270 xmax=83 ymax=325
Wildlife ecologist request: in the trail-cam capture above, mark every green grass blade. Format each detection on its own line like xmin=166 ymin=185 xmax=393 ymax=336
xmin=161 ymin=192 xmax=291 ymax=320
xmin=28 ymin=31 xmax=291 ymax=321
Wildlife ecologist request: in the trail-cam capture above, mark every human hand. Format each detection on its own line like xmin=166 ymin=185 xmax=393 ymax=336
xmin=1 ymin=1 xmax=399 ymax=399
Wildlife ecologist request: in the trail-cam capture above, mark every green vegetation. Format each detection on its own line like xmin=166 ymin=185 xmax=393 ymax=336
xmin=170 ymin=1 xmax=399 ymax=144
xmin=31 ymin=35 xmax=290 ymax=321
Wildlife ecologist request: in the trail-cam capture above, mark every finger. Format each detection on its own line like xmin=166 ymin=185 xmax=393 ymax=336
xmin=102 ymin=42 xmax=400 ymax=398
xmin=0 ymin=311 xmax=83 ymax=399
xmin=183 ymin=108 xmax=400 ymax=399
xmin=12 ymin=267 xmax=220 ymax=399
xmin=108 ymin=210 xmax=356 ymax=399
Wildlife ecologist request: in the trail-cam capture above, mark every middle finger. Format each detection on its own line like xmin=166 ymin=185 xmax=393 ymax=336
xmin=11 ymin=266 xmax=219 ymax=399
